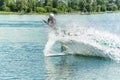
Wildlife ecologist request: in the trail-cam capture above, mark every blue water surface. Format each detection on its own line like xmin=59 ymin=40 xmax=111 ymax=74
xmin=0 ymin=14 xmax=120 ymax=80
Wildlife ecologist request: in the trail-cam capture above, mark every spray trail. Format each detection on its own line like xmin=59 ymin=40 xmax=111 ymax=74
xmin=44 ymin=24 xmax=120 ymax=60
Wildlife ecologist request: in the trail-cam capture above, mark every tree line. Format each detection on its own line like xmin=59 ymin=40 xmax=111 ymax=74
xmin=0 ymin=0 xmax=120 ymax=14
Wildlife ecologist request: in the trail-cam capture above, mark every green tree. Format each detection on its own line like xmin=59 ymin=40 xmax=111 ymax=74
xmin=9 ymin=1 xmax=17 ymax=11
xmin=52 ymin=8 xmax=58 ymax=14
xmin=86 ymin=4 xmax=92 ymax=12
xmin=57 ymin=3 xmax=67 ymax=13
xmin=44 ymin=0 xmax=48 ymax=6
xmin=67 ymin=7 xmax=73 ymax=12
xmin=0 ymin=0 xmax=4 ymax=9
xmin=71 ymin=2 xmax=79 ymax=10
xmin=1 ymin=2 xmax=10 ymax=11
xmin=36 ymin=7 xmax=46 ymax=13
xmin=101 ymin=5 xmax=107 ymax=12
xmin=92 ymin=0 xmax=97 ymax=12
xmin=79 ymin=0 xmax=87 ymax=12
xmin=36 ymin=0 xmax=42 ymax=7
xmin=52 ymin=0 xmax=58 ymax=8
xmin=45 ymin=6 xmax=52 ymax=12
xmin=16 ymin=0 xmax=28 ymax=12
xmin=47 ymin=0 xmax=52 ymax=6
xmin=116 ymin=0 xmax=120 ymax=10
xmin=112 ymin=4 xmax=118 ymax=11
xmin=1 ymin=0 xmax=15 ymax=11
xmin=0 ymin=0 xmax=119 ymax=14
xmin=97 ymin=0 xmax=105 ymax=5
xmin=107 ymin=4 xmax=118 ymax=11
xmin=97 ymin=5 xmax=101 ymax=12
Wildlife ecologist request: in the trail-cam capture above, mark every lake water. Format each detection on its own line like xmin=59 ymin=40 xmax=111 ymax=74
xmin=0 ymin=13 xmax=120 ymax=80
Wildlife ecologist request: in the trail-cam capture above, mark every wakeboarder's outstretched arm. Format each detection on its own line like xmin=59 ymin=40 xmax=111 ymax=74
xmin=43 ymin=13 xmax=58 ymax=30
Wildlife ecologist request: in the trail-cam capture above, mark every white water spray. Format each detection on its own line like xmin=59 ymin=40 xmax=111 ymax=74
xmin=44 ymin=24 xmax=120 ymax=60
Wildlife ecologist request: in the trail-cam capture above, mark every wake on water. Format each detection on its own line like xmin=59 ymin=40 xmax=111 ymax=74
xmin=44 ymin=24 xmax=120 ymax=61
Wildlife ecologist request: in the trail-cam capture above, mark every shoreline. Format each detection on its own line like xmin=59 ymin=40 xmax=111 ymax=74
xmin=0 ymin=11 xmax=120 ymax=15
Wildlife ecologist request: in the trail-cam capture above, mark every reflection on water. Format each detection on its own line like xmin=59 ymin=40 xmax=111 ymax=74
xmin=44 ymin=56 xmax=72 ymax=80
xmin=44 ymin=55 xmax=120 ymax=80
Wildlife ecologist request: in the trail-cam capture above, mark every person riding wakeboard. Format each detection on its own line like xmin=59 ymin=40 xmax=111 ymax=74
xmin=43 ymin=13 xmax=68 ymax=35
xmin=43 ymin=13 xmax=58 ymax=31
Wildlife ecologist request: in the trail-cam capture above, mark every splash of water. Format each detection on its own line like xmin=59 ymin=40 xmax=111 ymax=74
xmin=44 ymin=24 xmax=120 ymax=60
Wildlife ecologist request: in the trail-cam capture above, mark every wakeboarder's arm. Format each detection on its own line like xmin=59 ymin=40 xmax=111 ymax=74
xmin=42 ymin=19 xmax=53 ymax=28
xmin=43 ymin=19 xmax=48 ymax=24
xmin=42 ymin=18 xmax=58 ymax=31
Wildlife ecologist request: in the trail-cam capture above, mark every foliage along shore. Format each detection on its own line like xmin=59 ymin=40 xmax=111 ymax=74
xmin=0 ymin=0 xmax=120 ymax=15
xmin=0 ymin=11 xmax=120 ymax=15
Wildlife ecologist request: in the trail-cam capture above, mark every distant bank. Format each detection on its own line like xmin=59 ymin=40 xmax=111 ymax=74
xmin=0 ymin=11 xmax=120 ymax=15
